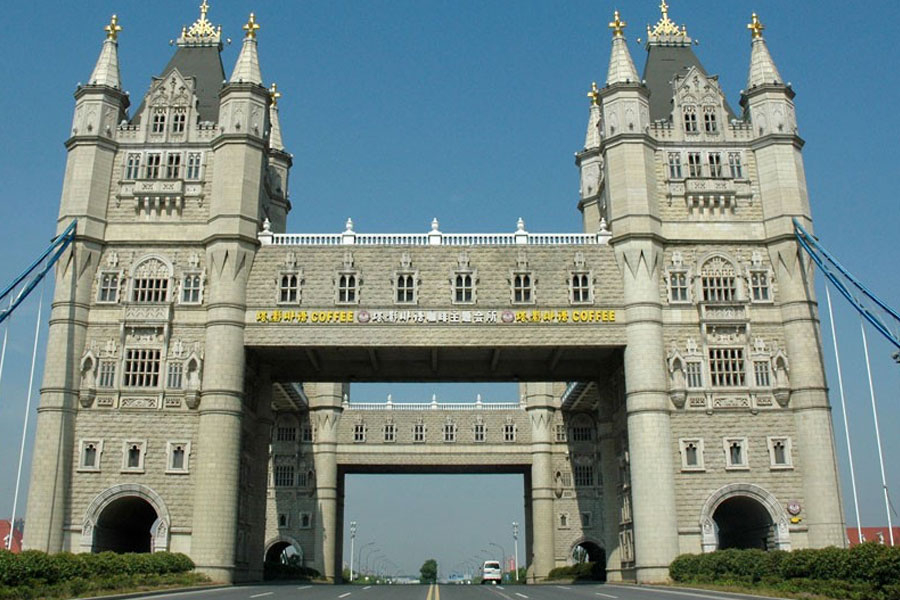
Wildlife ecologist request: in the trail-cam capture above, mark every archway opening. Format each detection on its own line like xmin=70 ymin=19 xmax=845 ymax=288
xmin=93 ymin=496 xmax=157 ymax=553
xmin=713 ymin=496 xmax=774 ymax=550
xmin=571 ymin=541 xmax=606 ymax=581
xmin=266 ymin=541 xmax=301 ymax=565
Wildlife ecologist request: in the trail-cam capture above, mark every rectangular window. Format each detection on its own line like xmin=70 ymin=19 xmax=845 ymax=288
xmin=166 ymin=362 xmax=183 ymax=389
xmin=81 ymin=441 xmax=100 ymax=469
xmin=383 ymin=423 xmax=395 ymax=443
xmin=126 ymin=443 xmax=142 ymax=469
xmin=667 ymin=153 xmax=683 ymax=179
xmin=168 ymin=442 xmax=188 ymax=472
xmin=669 ymin=271 xmax=689 ymax=303
xmin=709 ymin=348 xmax=745 ymax=387
xmin=353 ymin=424 xmax=366 ymax=443
xmin=571 ymin=273 xmax=592 ymax=304
xmin=728 ymin=152 xmax=743 ymax=178
xmin=166 ymin=153 xmax=182 ymax=179
xmin=145 ymin=153 xmax=162 ymax=179
xmin=132 ymin=277 xmax=168 ymax=303
xmin=186 ymin=152 xmax=202 ymax=180
xmin=125 ymin=153 xmax=142 ymax=180
xmin=396 ymin=274 xmax=415 ymax=303
xmin=513 ymin=273 xmax=533 ymax=303
xmin=503 ymin=423 xmax=516 ymax=442
xmin=708 ymin=153 xmax=723 ymax=178
xmin=182 ymin=273 xmax=202 ymax=304
xmin=704 ymin=111 xmax=718 ymax=133
xmin=701 ymin=275 xmax=736 ymax=303
xmin=338 ymin=274 xmax=358 ymax=304
xmin=555 ymin=423 xmax=567 ymax=442
xmin=123 ymin=349 xmax=161 ymax=388
xmin=301 ymin=426 xmax=313 ymax=443
xmin=680 ymin=438 xmax=704 ymax=470
xmin=474 ymin=423 xmax=485 ymax=443
xmin=98 ymin=360 xmax=116 ymax=388
xmin=687 ymin=152 xmax=702 ymax=177
xmin=581 ymin=512 xmax=592 ymax=528
xmin=754 ymin=360 xmax=771 ymax=387
xmin=151 ymin=111 xmax=166 ymax=134
xmin=274 ymin=464 xmax=294 ymax=487
xmin=768 ymin=437 xmax=792 ymax=468
xmin=685 ymin=361 xmax=703 ymax=388
xmin=98 ymin=272 xmax=119 ymax=303
xmin=571 ymin=425 xmax=593 ymax=442
xmin=279 ymin=273 xmax=299 ymax=304
xmin=751 ymin=271 xmax=770 ymax=301
xmin=443 ymin=423 xmax=457 ymax=443
xmin=454 ymin=273 xmax=474 ymax=303
xmin=725 ymin=438 xmax=748 ymax=469
xmin=299 ymin=513 xmax=312 ymax=529
xmin=574 ymin=464 xmax=594 ymax=487
xmin=683 ymin=109 xmax=698 ymax=133
xmin=171 ymin=110 xmax=186 ymax=134
xmin=276 ymin=426 xmax=297 ymax=442
xmin=413 ymin=423 xmax=425 ymax=443
xmin=296 ymin=470 xmax=308 ymax=487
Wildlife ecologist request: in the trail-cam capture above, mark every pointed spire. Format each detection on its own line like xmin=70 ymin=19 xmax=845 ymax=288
xmin=746 ymin=13 xmax=783 ymax=89
xmin=230 ymin=13 xmax=263 ymax=84
xmin=268 ymin=83 xmax=285 ymax=151
xmin=89 ymin=15 xmax=122 ymax=88
xmin=606 ymin=11 xmax=639 ymax=85
xmin=584 ymin=82 xmax=602 ymax=149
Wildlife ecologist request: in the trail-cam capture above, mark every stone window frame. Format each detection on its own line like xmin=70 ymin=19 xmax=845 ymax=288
xmin=277 ymin=270 xmax=303 ymax=305
xmin=620 ymin=493 xmax=632 ymax=524
xmin=121 ymin=440 xmax=147 ymax=473
xmin=443 ymin=421 xmax=457 ymax=443
xmin=568 ymin=270 xmax=594 ymax=305
xmin=77 ymin=439 xmax=104 ymax=472
xmin=580 ymin=511 xmax=593 ymax=529
xmin=301 ymin=425 xmax=313 ymax=443
xmin=276 ymin=423 xmax=297 ymax=442
xmin=570 ymin=414 xmax=594 ymax=442
xmin=393 ymin=253 xmax=418 ymax=305
xmin=124 ymin=152 xmax=142 ymax=180
xmin=273 ymin=460 xmax=295 ymax=487
xmin=683 ymin=105 xmax=699 ymax=134
xmin=707 ymin=152 xmax=723 ymax=178
xmin=451 ymin=270 xmax=477 ymax=305
xmin=170 ymin=108 xmax=187 ymax=134
xmin=335 ymin=271 xmax=361 ymax=305
xmin=180 ymin=271 xmax=204 ymax=305
xmin=699 ymin=255 xmax=741 ymax=303
xmin=151 ymin=109 xmax=167 ymax=134
xmin=554 ymin=423 xmax=567 ymax=442
xmin=383 ymin=422 xmax=396 ymax=443
xmin=573 ymin=463 xmax=594 ymax=487
xmin=687 ymin=151 xmax=703 ymax=177
xmin=96 ymin=269 xmax=122 ymax=304
xmin=708 ymin=347 xmax=747 ymax=388
xmin=749 ymin=269 xmax=773 ymax=303
xmin=679 ymin=438 xmax=705 ymax=471
xmin=299 ymin=512 xmax=313 ymax=529
xmin=728 ymin=152 xmax=744 ymax=179
xmin=753 ymin=359 xmax=772 ymax=388
xmin=129 ymin=256 xmax=173 ymax=304
xmin=473 ymin=422 xmax=486 ymax=443
xmin=620 ymin=529 xmax=635 ymax=563
xmin=558 ymin=512 xmax=571 ymax=529
xmin=723 ymin=437 xmax=750 ymax=471
xmin=510 ymin=271 xmax=535 ymax=305
xmin=685 ymin=360 xmax=704 ymax=389
xmin=667 ymin=152 xmax=683 ymax=180
xmin=145 ymin=152 xmax=162 ymax=179
xmin=703 ymin=106 xmax=719 ymax=134
xmin=165 ymin=360 xmax=184 ymax=389
xmin=165 ymin=440 xmax=191 ymax=474
xmin=165 ymin=152 xmax=182 ymax=179
xmin=353 ymin=423 xmax=367 ymax=443
xmin=413 ymin=421 xmax=426 ymax=443
xmin=97 ymin=359 xmax=117 ymax=388
xmin=277 ymin=513 xmax=290 ymax=528
xmin=767 ymin=436 xmax=793 ymax=470
xmin=665 ymin=268 xmax=691 ymax=304
xmin=185 ymin=152 xmax=203 ymax=180
xmin=503 ymin=422 xmax=517 ymax=443
xmin=122 ymin=348 xmax=163 ymax=388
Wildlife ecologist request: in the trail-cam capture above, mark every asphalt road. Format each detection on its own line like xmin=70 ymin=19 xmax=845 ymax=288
xmin=105 ymin=582 xmax=782 ymax=600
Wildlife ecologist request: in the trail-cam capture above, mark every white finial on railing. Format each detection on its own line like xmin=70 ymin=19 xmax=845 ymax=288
xmin=342 ymin=218 xmax=356 ymax=245
xmin=342 ymin=393 xmax=349 ymax=408
xmin=431 ymin=393 xmax=438 ymax=409
xmin=258 ymin=217 xmax=274 ymax=245
xmin=476 ymin=393 xmax=482 ymax=405
xmin=598 ymin=217 xmax=612 ymax=245
xmin=429 ymin=217 xmax=443 ymax=245
xmin=515 ymin=217 xmax=528 ymax=245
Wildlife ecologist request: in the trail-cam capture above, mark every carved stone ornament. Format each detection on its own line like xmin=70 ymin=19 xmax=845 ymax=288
xmin=79 ymin=391 xmax=96 ymax=409
xmin=184 ymin=391 xmax=200 ymax=410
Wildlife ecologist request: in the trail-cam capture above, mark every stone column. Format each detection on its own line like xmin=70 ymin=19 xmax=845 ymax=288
xmin=310 ymin=382 xmax=344 ymax=582
xmin=525 ymin=382 xmax=556 ymax=582
xmin=599 ymin=428 xmax=623 ymax=581
xmin=189 ymin=241 xmax=254 ymax=583
xmin=246 ymin=366 xmax=274 ymax=581
xmin=618 ymin=239 xmax=679 ymax=582
xmin=24 ymin=240 xmax=99 ymax=552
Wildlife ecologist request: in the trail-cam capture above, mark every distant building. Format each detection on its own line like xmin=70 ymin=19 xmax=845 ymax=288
xmin=0 ymin=520 xmax=23 ymax=553
xmin=846 ymin=527 xmax=900 ymax=546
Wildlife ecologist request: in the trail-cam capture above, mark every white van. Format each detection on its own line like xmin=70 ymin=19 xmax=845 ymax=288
xmin=481 ymin=560 xmax=502 ymax=584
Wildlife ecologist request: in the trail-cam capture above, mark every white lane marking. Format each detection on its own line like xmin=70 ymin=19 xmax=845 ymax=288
xmin=339 ymin=593 xmax=353 ymax=599
xmin=556 ymin=586 xmax=572 ymax=590
xmin=515 ymin=593 xmax=529 ymax=599
xmin=363 ymin=586 xmax=372 ymax=590
xmin=297 ymin=586 xmax=311 ymax=590
xmin=604 ymin=586 xmax=757 ymax=600
xmin=497 ymin=586 xmax=505 ymax=590
xmin=596 ymin=594 xmax=618 ymax=599
xmin=250 ymin=594 xmax=273 ymax=599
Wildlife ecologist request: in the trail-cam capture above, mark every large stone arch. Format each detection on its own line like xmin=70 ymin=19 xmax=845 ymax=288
xmin=699 ymin=483 xmax=790 ymax=552
xmin=264 ymin=535 xmax=304 ymax=564
xmin=568 ymin=536 xmax=607 ymax=581
xmin=81 ymin=483 xmax=171 ymax=553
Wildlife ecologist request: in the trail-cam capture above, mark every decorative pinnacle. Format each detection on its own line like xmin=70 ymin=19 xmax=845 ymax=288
xmin=104 ymin=14 xmax=122 ymax=41
xmin=200 ymin=0 xmax=209 ymax=20
xmin=660 ymin=1 xmax=669 ymax=19
xmin=269 ymin=83 xmax=281 ymax=106
xmin=748 ymin=13 xmax=765 ymax=39
xmin=648 ymin=0 xmax=686 ymax=38
xmin=608 ymin=10 xmax=626 ymax=37
xmin=243 ymin=13 xmax=260 ymax=39
xmin=587 ymin=82 xmax=600 ymax=106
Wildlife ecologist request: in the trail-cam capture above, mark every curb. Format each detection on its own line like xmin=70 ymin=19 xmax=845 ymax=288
xmin=73 ymin=583 xmax=232 ymax=600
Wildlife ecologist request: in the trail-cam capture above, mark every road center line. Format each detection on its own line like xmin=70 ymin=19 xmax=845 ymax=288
xmin=363 ymin=586 xmax=371 ymax=590
xmin=425 ymin=583 xmax=433 ymax=600
xmin=556 ymin=585 xmax=572 ymax=590
xmin=297 ymin=585 xmax=311 ymax=590
xmin=250 ymin=593 xmax=273 ymax=599
xmin=515 ymin=593 xmax=529 ymax=599
xmin=339 ymin=593 xmax=352 ymax=599
xmin=596 ymin=594 xmax=618 ymax=599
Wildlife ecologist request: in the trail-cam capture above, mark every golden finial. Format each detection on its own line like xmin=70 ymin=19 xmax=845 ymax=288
xmin=660 ymin=1 xmax=669 ymax=19
xmin=587 ymin=82 xmax=601 ymax=106
xmin=608 ymin=10 xmax=626 ymax=38
xmin=200 ymin=0 xmax=209 ymax=20
xmin=269 ymin=83 xmax=281 ymax=106
xmin=748 ymin=13 xmax=765 ymax=40
xmin=243 ymin=13 xmax=260 ymax=39
xmin=649 ymin=0 xmax=686 ymax=38
xmin=104 ymin=14 xmax=122 ymax=41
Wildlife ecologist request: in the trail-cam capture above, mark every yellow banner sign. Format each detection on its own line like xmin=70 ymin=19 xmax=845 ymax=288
xmin=254 ymin=308 xmax=616 ymax=325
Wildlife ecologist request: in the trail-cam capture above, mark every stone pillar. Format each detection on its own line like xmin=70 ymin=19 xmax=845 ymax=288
xmin=525 ymin=382 xmax=555 ymax=582
xmin=189 ymin=240 xmax=254 ymax=583
xmin=24 ymin=240 xmax=99 ymax=552
xmin=310 ymin=382 xmax=344 ymax=582
xmin=599 ymin=428 xmax=623 ymax=581
xmin=618 ymin=239 xmax=679 ymax=582
xmin=246 ymin=366 xmax=274 ymax=581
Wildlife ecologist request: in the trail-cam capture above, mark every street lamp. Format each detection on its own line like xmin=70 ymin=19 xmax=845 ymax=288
xmin=349 ymin=521 xmax=357 ymax=582
xmin=512 ymin=521 xmax=519 ymax=581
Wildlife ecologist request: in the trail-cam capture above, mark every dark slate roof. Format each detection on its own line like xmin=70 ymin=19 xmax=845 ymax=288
xmin=642 ymin=44 xmax=736 ymax=122
xmin=132 ymin=44 xmax=225 ymax=124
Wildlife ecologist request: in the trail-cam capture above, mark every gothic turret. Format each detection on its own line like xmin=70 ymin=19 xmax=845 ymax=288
xmin=230 ymin=13 xmax=263 ymax=85
xmin=606 ymin=12 xmax=639 ymax=86
xmin=746 ymin=13 xmax=783 ymax=88
xmin=89 ymin=15 xmax=122 ymax=88
xmin=265 ymin=83 xmax=292 ymax=232
xmin=740 ymin=13 xmax=796 ymax=136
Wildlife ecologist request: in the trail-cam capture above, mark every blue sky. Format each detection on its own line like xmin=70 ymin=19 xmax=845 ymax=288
xmin=0 ymin=0 xmax=898 ymax=573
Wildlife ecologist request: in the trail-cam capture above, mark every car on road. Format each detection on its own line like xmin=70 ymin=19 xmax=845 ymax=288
xmin=481 ymin=560 xmax=502 ymax=584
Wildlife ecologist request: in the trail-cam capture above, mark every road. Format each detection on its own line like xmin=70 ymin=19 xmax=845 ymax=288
xmin=103 ymin=583 xmax=781 ymax=600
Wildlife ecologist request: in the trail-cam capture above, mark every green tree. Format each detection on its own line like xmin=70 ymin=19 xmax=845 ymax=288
xmin=420 ymin=558 xmax=438 ymax=583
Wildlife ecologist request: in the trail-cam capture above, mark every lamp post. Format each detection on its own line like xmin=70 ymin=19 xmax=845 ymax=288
xmin=349 ymin=521 xmax=357 ymax=582
xmin=512 ymin=521 xmax=519 ymax=581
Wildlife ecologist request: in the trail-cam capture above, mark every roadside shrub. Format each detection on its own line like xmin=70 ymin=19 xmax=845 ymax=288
xmin=546 ymin=562 xmax=604 ymax=581
xmin=669 ymin=553 xmax=700 ymax=581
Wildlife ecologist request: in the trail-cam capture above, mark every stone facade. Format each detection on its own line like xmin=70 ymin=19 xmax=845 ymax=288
xmin=24 ymin=4 xmax=844 ymax=587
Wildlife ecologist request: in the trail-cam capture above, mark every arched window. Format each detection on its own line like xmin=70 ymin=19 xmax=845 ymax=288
xmin=700 ymin=257 xmax=737 ymax=303
xmin=131 ymin=258 xmax=171 ymax=303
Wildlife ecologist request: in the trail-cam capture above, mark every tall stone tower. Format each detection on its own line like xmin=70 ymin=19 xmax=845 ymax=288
xmin=24 ymin=5 xmax=290 ymax=583
xmin=575 ymin=6 xmax=844 ymax=580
